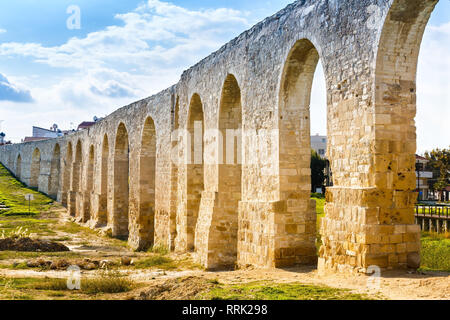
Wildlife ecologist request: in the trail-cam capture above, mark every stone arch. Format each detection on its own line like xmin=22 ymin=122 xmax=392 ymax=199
xmin=48 ymin=144 xmax=61 ymax=199
xmin=113 ymin=123 xmax=130 ymax=239
xmin=277 ymin=38 xmax=321 ymax=265
xmin=16 ymin=154 xmax=22 ymax=180
xmin=70 ymin=140 xmax=82 ymax=217
xmin=83 ymin=144 xmax=95 ymax=222
xmin=98 ymin=134 xmax=109 ymax=226
xmin=169 ymin=97 xmax=180 ymax=250
xmin=63 ymin=142 xmax=73 ymax=207
xmin=139 ymin=117 xmax=157 ymax=248
xmin=214 ymin=74 xmax=242 ymax=267
xmin=374 ymin=0 xmax=438 ymax=195
xmin=365 ymin=0 xmax=439 ymax=269
xmin=186 ymin=93 xmax=204 ymax=251
xmin=72 ymin=141 xmax=82 ymax=192
xmin=30 ymin=148 xmax=41 ymax=189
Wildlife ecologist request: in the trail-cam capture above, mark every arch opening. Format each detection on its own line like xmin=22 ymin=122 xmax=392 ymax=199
xmin=16 ymin=154 xmax=22 ymax=180
xmin=415 ymin=1 xmax=449 ymax=202
xmin=277 ymin=38 xmax=323 ymax=265
xmin=70 ymin=141 xmax=82 ymax=217
xmin=113 ymin=123 xmax=130 ymax=239
xmin=72 ymin=141 xmax=82 ymax=193
xmin=216 ymin=74 xmax=242 ymax=267
xmin=139 ymin=117 xmax=157 ymax=247
xmin=84 ymin=145 xmax=95 ymax=222
xmin=63 ymin=142 xmax=73 ymax=208
xmin=99 ymin=134 xmax=109 ymax=226
xmin=30 ymin=148 xmax=41 ymax=189
xmin=49 ymin=144 xmax=61 ymax=199
xmin=169 ymin=97 xmax=180 ymax=250
xmin=187 ymin=93 xmax=204 ymax=251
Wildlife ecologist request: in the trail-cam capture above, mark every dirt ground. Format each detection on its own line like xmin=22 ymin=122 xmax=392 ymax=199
xmin=0 ymin=206 xmax=449 ymax=300
xmin=1 ymin=264 xmax=448 ymax=300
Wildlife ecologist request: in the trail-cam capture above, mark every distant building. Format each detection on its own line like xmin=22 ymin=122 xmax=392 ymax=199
xmin=23 ymin=124 xmax=63 ymax=143
xmin=77 ymin=116 xmax=103 ymax=131
xmin=77 ymin=122 xmax=96 ymax=131
xmin=311 ymin=134 xmax=327 ymax=158
xmin=415 ymin=155 xmax=433 ymax=201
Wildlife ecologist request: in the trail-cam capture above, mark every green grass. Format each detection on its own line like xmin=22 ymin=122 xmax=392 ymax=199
xmin=311 ymin=197 xmax=325 ymax=226
xmin=420 ymin=232 xmax=450 ymax=272
xmin=147 ymin=245 xmax=169 ymax=255
xmin=134 ymin=255 xmax=177 ymax=270
xmin=0 ymin=216 xmax=57 ymax=237
xmin=312 ymin=195 xmax=326 ymax=252
xmin=0 ymin=164 xmax=53 ymax=216
xmin=0 ymin=272 xmax=134 ymax=299
xmin=56 ymin=221 xmax=97 ymax=236
xmin=200 ymin=281 xmax=373 ymax=300
xmin=32 ymin=272 xmax=134 ymax=294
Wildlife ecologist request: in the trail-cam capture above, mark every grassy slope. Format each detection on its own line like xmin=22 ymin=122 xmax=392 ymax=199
xmin=0 ymin=164 xmax=53 ymax=216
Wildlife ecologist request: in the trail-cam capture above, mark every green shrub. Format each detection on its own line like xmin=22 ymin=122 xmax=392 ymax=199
xmin=420 ymin=232 xmax=450 ymax=272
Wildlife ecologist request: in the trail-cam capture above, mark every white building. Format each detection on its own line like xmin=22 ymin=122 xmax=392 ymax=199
xmin=311 ymin=134 xmax=327 ymax=158
xmin=23 ymin=125 xmax=63 ymax=143
xmin=415 ymin=155 xmax=434 ymax=200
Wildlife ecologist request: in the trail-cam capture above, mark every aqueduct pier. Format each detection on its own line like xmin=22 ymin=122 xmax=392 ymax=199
xmin=0 ymin=0 xmax=438 ymax=273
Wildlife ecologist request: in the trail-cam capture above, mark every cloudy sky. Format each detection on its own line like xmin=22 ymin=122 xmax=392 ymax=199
xmin=0 ymin=0 xmax=448 ymax=154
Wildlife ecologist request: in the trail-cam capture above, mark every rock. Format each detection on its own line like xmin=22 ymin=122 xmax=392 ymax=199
xmin=50 ymin=259 xmax=70 ymax=270
xmin=121 ymin=257 xmax=132 ymax=266
xmin=83 ymin=263 xmax=97 ymax=270
xmin=26 ymin=260 xmax=40 ymax=268
xmin=35 ymin=259 xmax=52 ymax=268
xmin=407 ymin=252 xmax=421 ymax=269
xmin=100 ymin=260 xmax=113 ymax=269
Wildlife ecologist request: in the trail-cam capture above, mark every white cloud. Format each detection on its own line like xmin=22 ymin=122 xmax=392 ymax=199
xmin=0 ymin=0 xmax=250 ymax=71
xmin=0 ymin=0 xmax=251 ymax=142
xmin=0 ymin=73 xmax=33 ymax=103
xmin=0 ymin=28 xmax=6 ymax=34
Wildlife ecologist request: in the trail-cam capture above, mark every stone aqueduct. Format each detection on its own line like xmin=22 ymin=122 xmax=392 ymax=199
xmin=0 ymin=0 xmax=439 ymax=273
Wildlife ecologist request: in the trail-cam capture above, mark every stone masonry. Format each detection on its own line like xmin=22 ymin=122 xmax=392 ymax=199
xmin=0 ymin=0 xmax=438 ymax=273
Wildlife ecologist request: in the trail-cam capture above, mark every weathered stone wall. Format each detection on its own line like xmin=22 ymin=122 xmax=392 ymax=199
xmin=0 ymin=0 xmax=436 ymax=273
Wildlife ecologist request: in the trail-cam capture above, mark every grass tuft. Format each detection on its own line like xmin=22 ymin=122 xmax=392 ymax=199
xmin=31 ymin=271 xmax=134 ymax=294
xmin=134 ymin=255 xmax=177 ymax=270
xmin=82 ymin=271 xmax=134 ymax=294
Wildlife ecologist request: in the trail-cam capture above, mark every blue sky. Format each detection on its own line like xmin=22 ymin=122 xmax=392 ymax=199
xmin=0 ymin=0 xmax=448 ymax=154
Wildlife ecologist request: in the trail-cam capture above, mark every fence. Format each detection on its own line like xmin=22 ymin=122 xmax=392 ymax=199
xmin=415 ymin=204 xmax=450 ymax=233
